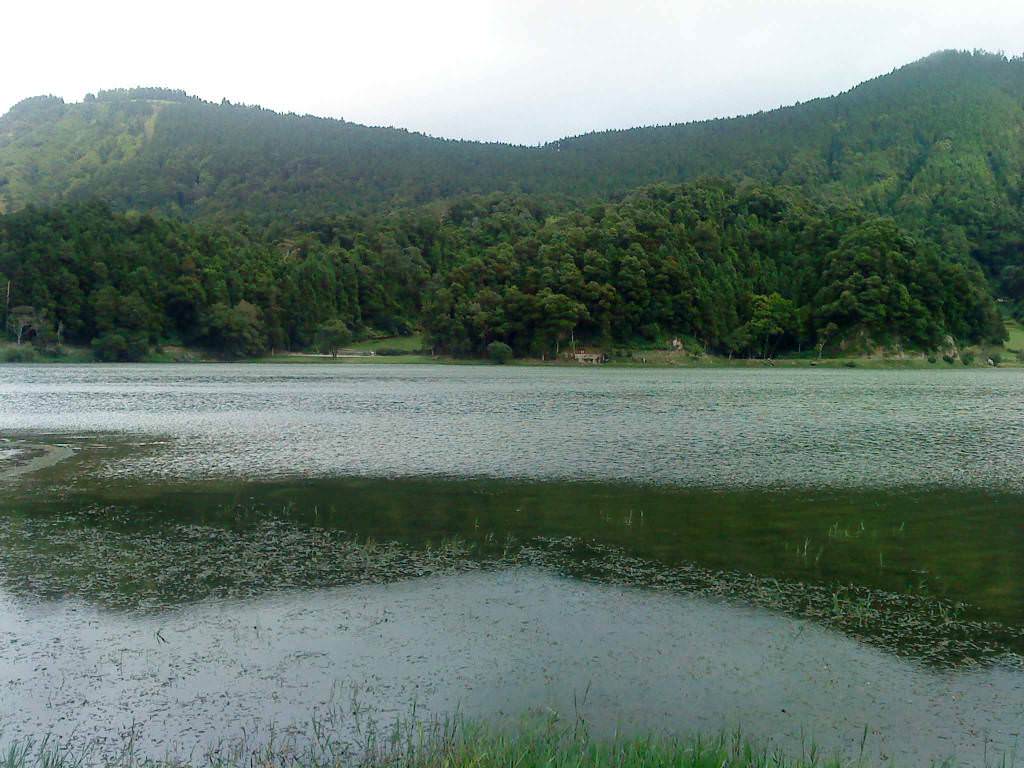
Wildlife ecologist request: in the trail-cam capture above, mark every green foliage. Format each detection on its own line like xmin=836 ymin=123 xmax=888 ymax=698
xmin=487 ymin=341 xmax=514 ymax=364
xmin=420 ymin=182 xmax=1001 ymax=357
xmin=206 ymin=301 xmax=266 ymax=359
xmin=314 ymin=319 xmax=351 ymax=357
xmin=1 ymin=51 xmax=1022 ymax=304
xmin=0 ymin=721 xmax=859 ymax=768
xmin=0 ymin=202 xmax=426 ymax=358
xmin=737 ymin=293 xmax=797 ymax=359
xmin=1 ymin=346 xmax=36 ymax=363
xmin=812 ymin=219 xmax=1005 ymax=349
xmin=0 ymin=181 xmax=1003 ymax=360
xmin=1 ymin=51 xmax=1022 ymax=359
xmin=91 ymin=332 xmax=147 ymax=362
xmin=961 ymin=351 xmax=976 ymax=365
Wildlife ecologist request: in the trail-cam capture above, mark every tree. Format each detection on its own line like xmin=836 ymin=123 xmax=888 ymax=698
xmin=487 ymin=341 xmax=514 ymax=364
xmin=538 ymin=289 xmax=586 ymax=357
xmin=746 ymin=293 xmax=796 ymax=358
xmin=1 ymin=276 xmax=10 ymax=336
xmin=817 ymin=322 xmax=839 ymax=360
xmin=314 ymin=319 xmax=351 ymax=358
xmin=0 ymin=179 xmax=1007 ymax=363
xmin=91 ymin=332 xmax=148 ymax=362
xmin=205 ymin=301 xmax=266 ymax=359
xmin=90 ymin=286 xmax=121 ymax=335
xmin=7 ymin=306 xmax=41 ymax=345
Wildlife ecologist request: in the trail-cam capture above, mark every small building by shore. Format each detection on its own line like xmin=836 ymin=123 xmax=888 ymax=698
xmin=573 ymin=350 xmax=605 ymax=364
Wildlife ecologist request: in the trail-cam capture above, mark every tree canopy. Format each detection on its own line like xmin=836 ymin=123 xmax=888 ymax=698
xmin=0 ymin=182 xmax=1004 ymax=360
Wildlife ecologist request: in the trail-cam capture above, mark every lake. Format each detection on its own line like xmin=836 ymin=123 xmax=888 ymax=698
xmin=1 ymin=364 xmax=1023 ymax=765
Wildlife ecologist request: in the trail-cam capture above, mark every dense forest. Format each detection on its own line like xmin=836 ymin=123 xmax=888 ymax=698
xmin=0 ymin=50 xmax=1021 ymax=359
xmin=0 ymin=182 xmax=1005 ymax=360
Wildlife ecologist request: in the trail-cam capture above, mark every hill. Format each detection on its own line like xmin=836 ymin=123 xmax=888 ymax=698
xmin=1 ymin=51 xmax=1022 ymax=292
xmin=0 ymin=50 xmax=1021 ymax=358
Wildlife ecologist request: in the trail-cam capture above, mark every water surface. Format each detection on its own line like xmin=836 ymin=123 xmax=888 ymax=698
xmin=2 ymin=363 xmax=1023 ymax=488
xmin=1 ymin=364 xmax=1023 ymax=765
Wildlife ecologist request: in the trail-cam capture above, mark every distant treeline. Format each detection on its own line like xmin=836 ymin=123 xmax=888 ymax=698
xmin=0 ymin=180 xmax=1005 ymax=360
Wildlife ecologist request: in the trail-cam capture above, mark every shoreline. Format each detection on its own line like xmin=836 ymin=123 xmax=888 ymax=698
xmin=0 ymin=439 xmax=75 ymax=481
xmin=2 ymin=353 xmax=1021 ymax=369
xmin=2 ymin=333 xmax=1022 ymax=369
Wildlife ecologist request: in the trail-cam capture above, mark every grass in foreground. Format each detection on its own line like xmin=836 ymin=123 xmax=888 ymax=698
xmin=0 ymin=728 xmax=847 ymax=768
xmin=2 ymin=715 xmax=1016 ymax=768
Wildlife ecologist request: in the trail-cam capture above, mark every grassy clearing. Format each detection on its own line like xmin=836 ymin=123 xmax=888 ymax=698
xmin=256 ymin=333 xmax=441 ymax=364
xmin=1004 ymin=320 xmax=1024 ymax=355
xmin=347 ymin=334 xmax=426 ymax=353
xmin=140 ymin=345 xmax=211 ymax=363
xmin=258 ymin=353 xmax=447 ymax=365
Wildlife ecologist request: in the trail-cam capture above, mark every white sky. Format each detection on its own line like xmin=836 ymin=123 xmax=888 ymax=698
xmin=3 ymin=0 xmax=1023 ymax=145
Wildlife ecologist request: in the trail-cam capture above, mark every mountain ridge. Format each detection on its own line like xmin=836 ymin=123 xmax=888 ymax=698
xmin=3 ymin=48 xmax=1022 ymax=226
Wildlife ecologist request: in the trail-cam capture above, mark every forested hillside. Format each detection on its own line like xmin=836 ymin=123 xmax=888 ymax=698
xmin=0 ymin=49 xmax=1021 ymax=359
xmin=0 ymin=183 xmax=1004 ymax=361
xmin=2 ymin=52 xmax=1022 ymax=277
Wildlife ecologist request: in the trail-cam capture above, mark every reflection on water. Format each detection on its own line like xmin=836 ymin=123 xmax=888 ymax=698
xmin=2 ymin=364 xmax=1024 ymax=764
xmin=5 ymin=475 xmax=1023 ymax=632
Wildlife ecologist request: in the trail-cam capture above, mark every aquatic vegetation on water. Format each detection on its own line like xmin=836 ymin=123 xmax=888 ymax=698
xmin=0 ymin=509 xmax=484 ymax=611
xmin=519 ymin=538 xmax=1024 ymax=669
xmin=0 ymin=505 xmax=1021 ymax=669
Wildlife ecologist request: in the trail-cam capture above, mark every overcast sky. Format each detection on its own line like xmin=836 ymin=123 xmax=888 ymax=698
xmin=4 ymin=1 xmax=1023 ymax=145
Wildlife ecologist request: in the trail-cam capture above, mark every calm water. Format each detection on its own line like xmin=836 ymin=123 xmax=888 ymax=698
xmin=1 ymin=364 xmax=1023 ymax=765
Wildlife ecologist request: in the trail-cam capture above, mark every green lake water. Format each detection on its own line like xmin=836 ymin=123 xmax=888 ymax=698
xmin=1 ymin=364 xmax=1022 ymax=765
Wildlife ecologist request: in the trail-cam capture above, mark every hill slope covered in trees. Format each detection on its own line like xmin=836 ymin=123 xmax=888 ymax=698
xmin=1 ymin=51 xmax=1021 ymax=250
xmin=0 ymin=50 xmax=1021 ymax=359
xmin=0 ymin=183 xmax=1005 ymax=361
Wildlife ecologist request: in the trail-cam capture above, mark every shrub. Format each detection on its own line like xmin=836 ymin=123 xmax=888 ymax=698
xmin=927 ymin=355 xmax=937 ymax=364
xmin=314 ymin=319 xmax=351 ymax=357
xmin=990 ymin=352 xmax=1002 ymax=366
xmin=942 ymin=354 xmax=956 ymax=364
xmin=92 ymin=333 xmax=126 ymax=362
xmin=487 ymin=341 xmax=514 ymax=364
xmin=2 ymin=346 xmax=37 ymax=363
xmin=640 ymin=323 xmax=661 ymax=341
xmin=961 ymin=351 xmax=976 ymax=366
xmin=92 ymin=332 xmax=148 ymax=362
